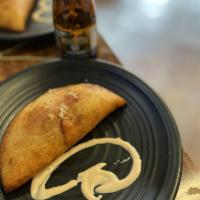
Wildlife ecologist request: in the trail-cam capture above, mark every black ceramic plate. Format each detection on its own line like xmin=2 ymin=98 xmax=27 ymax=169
xmin=0 ymin=60 xmax=182 ymax=200
xmin=0 ymin=1 xmax=53 ymax=41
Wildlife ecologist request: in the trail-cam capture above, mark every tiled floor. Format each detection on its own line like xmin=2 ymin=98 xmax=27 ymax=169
xmin=96 ymin=0 xmax=200 ymax=167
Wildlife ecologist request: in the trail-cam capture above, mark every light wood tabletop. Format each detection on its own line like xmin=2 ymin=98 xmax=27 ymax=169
xmin=96 ymin=0 xmax=200 ymax=167
xmin=96 ymin=0 xmax=200 ymax=198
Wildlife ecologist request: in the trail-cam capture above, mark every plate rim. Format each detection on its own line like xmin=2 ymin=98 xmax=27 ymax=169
xmin=0 ymin=59 xmax=182 ymax=200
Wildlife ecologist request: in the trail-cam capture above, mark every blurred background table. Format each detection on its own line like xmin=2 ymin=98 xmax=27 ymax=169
xmin=96 ymin=0 xmax=200 ymax=168
xmin=95 ymin=0 xmax=200 ymax=198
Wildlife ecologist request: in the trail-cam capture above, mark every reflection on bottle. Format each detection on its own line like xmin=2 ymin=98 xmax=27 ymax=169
xmin=53 ymin=0 xmax=98 ymax=59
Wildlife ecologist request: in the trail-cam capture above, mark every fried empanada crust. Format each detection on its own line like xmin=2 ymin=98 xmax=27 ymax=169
xmin=0 ymin=83 xmax=126 ymax=192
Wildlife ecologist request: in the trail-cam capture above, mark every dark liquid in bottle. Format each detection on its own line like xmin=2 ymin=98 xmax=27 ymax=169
xmin=53 ymin=0 xmax=97 ymax=59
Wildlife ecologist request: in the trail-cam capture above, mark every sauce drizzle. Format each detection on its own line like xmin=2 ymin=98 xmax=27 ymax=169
xmin=32 ymin=0 xmax=52 ymax=24
xmin=31 ymin=138 xmax=142 ymax=200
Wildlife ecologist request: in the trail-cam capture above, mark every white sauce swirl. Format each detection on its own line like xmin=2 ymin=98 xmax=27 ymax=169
xmin=32 ymin=0 xmax=52 ymax=24
xmin=31 ymin=138 xmax=142 ymax=200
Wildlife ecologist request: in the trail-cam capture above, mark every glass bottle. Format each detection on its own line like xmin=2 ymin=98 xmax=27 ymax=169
xmin=53 ymin=0 xmax=98 ymax=59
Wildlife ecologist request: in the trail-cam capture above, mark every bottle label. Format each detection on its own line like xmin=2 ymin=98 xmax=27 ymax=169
xmin=55 ymin=25 xmax=97 ymax=57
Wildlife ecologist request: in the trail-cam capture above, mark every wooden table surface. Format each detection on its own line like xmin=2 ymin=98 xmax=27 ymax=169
xmin=0 ymin=34 xmax=197 ymax=199
xmin=0 ymin=35 xmax=119 ymax=81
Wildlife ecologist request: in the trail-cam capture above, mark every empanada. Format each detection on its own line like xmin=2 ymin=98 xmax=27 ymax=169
xmin=0 ymin=83 xmax=126 ymax=192
xmin=0 ymin=0 xmax=34 ymax=32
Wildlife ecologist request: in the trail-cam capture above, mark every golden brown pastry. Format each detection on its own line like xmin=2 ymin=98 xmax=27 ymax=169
xmin=0 ymin=83 xmax=126 ymax=192
xmin=0 ymin=0 xmax=34 ymax=32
